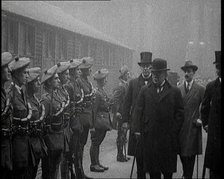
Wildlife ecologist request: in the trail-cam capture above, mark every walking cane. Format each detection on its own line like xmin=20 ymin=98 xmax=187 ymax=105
xmin=130 ymin=134 xmax=140 ymax=179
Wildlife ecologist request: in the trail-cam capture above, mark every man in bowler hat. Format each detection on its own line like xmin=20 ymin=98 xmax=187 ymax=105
xmin=132 ymin=58 xmax=184 ymax=179
xmin=201 ymin=51 xmax=221 ymax=179
xmin=122 ymin=52 xmax=153 ymax=179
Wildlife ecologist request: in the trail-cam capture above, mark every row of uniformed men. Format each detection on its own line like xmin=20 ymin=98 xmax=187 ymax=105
xmin=1 ymin=52 xmax=113 ymax=179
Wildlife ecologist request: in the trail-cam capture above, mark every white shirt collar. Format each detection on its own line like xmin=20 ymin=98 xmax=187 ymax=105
xmin=160 ymin=80 xmax=166 ymax=87
xmin=219 ymin=78 xmax=221 ymax=83
xmin=142 ymin=73 xmax=151 ymax=79
xmin=185 ymin=80 xmax=194 ymax=89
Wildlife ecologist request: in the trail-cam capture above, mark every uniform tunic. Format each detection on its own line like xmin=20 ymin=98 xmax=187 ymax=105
xmin=1 ymin=87 xmax=13 ymax=170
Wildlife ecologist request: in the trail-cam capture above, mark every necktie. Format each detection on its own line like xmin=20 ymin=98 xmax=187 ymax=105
xmin=186 ymin=83 xmax=190 ymax=93
xmin=144 ymin=81 xmax=148 ymax=85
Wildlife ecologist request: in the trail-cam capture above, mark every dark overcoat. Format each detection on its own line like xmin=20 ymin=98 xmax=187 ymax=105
xmin=122 ymin=74 xmax=152 ymax=156
xmin=132 ymin=81 xmax=184 ymax=173
xmin=201 ymin=78 xmax=221 ymax=174
xmin=178 ymin=81 xmax=205 ymax=156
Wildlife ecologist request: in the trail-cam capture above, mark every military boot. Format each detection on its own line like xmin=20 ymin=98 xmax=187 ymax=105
xmin=96 ymin=147 xmax=109 ymax=170
xmin=90 ymin=145 xmax=104 ymax=172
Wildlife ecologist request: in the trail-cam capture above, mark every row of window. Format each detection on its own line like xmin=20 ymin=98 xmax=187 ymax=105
xmin=2 ymin=16 xmax=131 ymax=68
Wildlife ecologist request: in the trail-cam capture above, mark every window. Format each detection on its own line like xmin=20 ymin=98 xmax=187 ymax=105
xmin=88 ymin=40 xmax=96 ymax=59
xmin=19 ymin=22 xmax=35 ymax=56
xmin=58 ymin=33 xmax=67 ymax=60
xmin=96 ymin=43 xmax=103 ymax=65
xmin=103 ymin=45 xmax=109 ymax=66
xmin=1 ymin=18 xmax=18 ymax=55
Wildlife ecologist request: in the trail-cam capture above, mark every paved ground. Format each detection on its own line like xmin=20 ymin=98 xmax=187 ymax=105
xmin=36 ymin=129 xmax=209 ymax=179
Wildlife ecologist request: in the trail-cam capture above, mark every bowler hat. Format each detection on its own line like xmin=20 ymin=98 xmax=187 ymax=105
xmin=41 ymin=65 xmax=57 ymax=84
xmin=69 ymin=59 xmax=82 ymax=69
xmin=27 ymin=67 xmax=41 ymax=83
xmin=79 ymin=57 xmax=94 ymax=69
xmin=1 ymin=52 xmax=13 ymax=67
xmin=57 ymin=61 xmax=70 ymax=74
xmin=214 ymin=51 xmax=221 ymax=64
xmin=151 ymin=58 xmax=170 ymax=72
xmin=181 ymin=60 xmax=198 ymax=72
xmin=93 ymin=68 xmax=109 ymax=80
xmin=119 ymin=65 xmax=129 ymax=77
xmin=9 ymin=56 xmax=30 ymax=72
xmin=138 ymin=52 xmax=152 ymax=65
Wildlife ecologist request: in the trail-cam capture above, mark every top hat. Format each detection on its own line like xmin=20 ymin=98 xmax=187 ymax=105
xmin=69 ymin=59 xmax=82 ymax=69
xmin=57 ymin=61 xmax=70 ymax=74
xmin=2 ymin=52 xmax=13 ymax=67
xmin=138 ymin=52 xmax=152 ymax=65
xmin=79 ymin=57 xmax=94 ymax=69
xmin=41 ymin=65 xmax=58 ymax=84
xmin=9 ymin=56 xmax=30 ymax=72
xmin=93 ymin=68 xmax=109 ymax=81
xmin=151 ymin=58 xmax=170 ymax=72
xmin=27 ymin=67 xmax=41 ymax=83
xmin=181 ymin=60 xmax=198 ymax=71
xmin=214 ymin=51 xmax=221 ymax=64
xmin=119 ymin=65 xmax=129 ymax=77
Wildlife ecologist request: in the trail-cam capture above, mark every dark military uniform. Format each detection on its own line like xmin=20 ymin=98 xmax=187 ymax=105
xmin=90 ymin=68 xmax=111 ymax=172
xmin=41 ymin=89 xmax=65 ymax=179
xmin=1 ymin=87 xmax=13 ymax=178
xmin=77 ymin=76 xmax=94 ymax=151
xmin=27 ymin=94 xmax=47 ymax=178
xmin=112 ymin=79 xmax=129 ymax=161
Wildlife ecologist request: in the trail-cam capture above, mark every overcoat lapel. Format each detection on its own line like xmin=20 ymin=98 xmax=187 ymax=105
xmin=183 ymin=81 xmax=197 ymax=105
xmin=148 ymin=83 xmax=159 ymax=104
xmin=159 ymin=81 xmax=172 ymax=102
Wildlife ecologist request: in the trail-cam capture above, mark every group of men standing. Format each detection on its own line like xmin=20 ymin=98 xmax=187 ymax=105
xmin=112 ymin=51 xmax=221 ymax=179
xmin=1 ymin=49 xmax=221 ymax=179
xmin=1 ymin=53 xmax=96 ymax=179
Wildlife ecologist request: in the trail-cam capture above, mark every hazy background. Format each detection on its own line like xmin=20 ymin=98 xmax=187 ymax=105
xmin=47 ymin=0 xmax=221 ymax=80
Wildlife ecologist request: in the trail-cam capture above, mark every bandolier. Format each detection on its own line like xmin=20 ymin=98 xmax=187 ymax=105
xmin=41 ymin=65 xmax=65 ymax=179
xmin=8 ymin=57 xmax=32 ymax=179
xmin=64 ymin=59 xmax=86 ymax=179
xmin=26 ymin=67 xmax=48 ymax=179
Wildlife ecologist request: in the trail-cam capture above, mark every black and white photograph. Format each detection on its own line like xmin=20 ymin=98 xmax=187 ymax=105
xmin=1 ymin=0 xmax=221 ymax=179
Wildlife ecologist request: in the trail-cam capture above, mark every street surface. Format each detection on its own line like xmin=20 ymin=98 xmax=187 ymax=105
xmin=36 ymin=129 xmax=209 ymax=178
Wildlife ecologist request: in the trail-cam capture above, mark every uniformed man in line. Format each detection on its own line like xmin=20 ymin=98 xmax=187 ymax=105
xmin=56 ymin=62 xmax=71 ymax=179
xmin=1 ymin=52 xmax=13 ymax=179
xmin=8 ymin=56 xmax=32 ymax=179
xmin=122 ymin=52 xmax=153 ymax=179
xmin=90 ymin=68 xmax=112 ymax=172
xmin=41 ymin=65 xmax=65 ymax=179
xmin=26 ymin=67 xmax=48 ymax=179
xmin=77 ymin=57 xmax=95 ymax=179
xmin=178 ymin=61 xmax=205 ymax=179
xmin=201 ymin=51 xmax=221 ymax=179
xmin=64 ymin=59 xmax=87 ymax=179
xmin=112 ymin=65 xmax=130 ymax=162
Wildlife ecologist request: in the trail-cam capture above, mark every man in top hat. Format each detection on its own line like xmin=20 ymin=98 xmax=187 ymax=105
xmin=178 ymin=60 xmax=205 ymax=179
xmin=8 ymin=56 xmax=32 ymax=179
xmin=201 ymin=51 xmax=221 ymax=179
xmin=132 ymin=58 xmax=184 ymax=179
xmin=122 ymin=52 xmax=153 ymax=179
xmin=1 ymin=52 xmax=13 ymax=179
xmin=112 ymin=65 xmax=130 ymax=162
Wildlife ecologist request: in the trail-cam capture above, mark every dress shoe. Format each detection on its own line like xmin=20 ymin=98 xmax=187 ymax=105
xmin=117 ymin=155 xmax=128 ymax=162
xmin=126 ymin=156 xmax=131 ymax=160
xmin=99 ymin=164 xmax=109 ymax=170
xmin=90 ymin=164 xmax=104 ymax=172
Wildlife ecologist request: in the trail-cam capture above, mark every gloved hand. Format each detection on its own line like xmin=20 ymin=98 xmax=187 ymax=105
xmin=116 ymin=112 xmax=122 ymax=119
